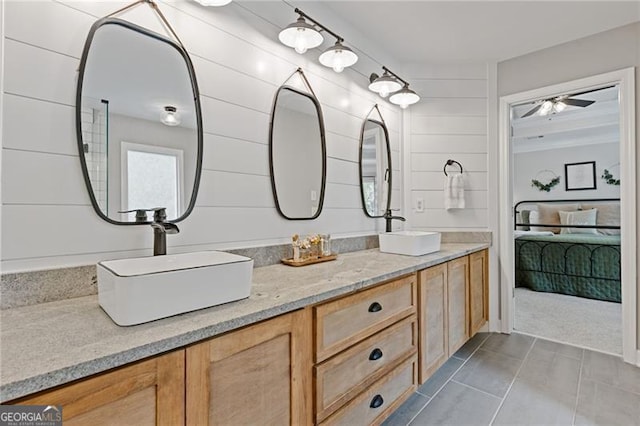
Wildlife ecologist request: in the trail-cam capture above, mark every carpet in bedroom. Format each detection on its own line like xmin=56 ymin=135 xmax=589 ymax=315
xmin=514 ymin=287 xmax=622 ymax=355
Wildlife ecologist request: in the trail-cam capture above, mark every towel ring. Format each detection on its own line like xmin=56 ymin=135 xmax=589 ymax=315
xmin=443 ymin=159 xmax=463 ymax=176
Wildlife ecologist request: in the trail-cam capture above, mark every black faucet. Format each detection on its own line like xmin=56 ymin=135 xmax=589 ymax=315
xmin=150 ymin=208 xmax=179 ymax=256
xmin=383 ymin=209 xmax=406 ymax=232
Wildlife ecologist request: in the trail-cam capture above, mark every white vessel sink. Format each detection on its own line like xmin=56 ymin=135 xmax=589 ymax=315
xmin=98 ymin=251 xmax=253 ymax=326
xmin=379 ymin=231 xmax=441 ymax=256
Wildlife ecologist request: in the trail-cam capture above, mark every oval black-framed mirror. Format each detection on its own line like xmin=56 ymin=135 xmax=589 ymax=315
xmin=269 ymin=80 xmax=327 ymax=220
xmin=76 ymin=17 xmax=203 ymax=225
xmin=359 ymin=108 xmax=392 ymax=218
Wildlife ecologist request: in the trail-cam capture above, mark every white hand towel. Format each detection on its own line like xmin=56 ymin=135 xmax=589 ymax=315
xmin=444 ymin=174 xmax=465 ymax=210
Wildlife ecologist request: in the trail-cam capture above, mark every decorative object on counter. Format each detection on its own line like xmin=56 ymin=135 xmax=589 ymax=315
xmin=565 ymin=161 xmax=597 ymax=191
xmin=531 ymin=169 xmax=560 ymax=192
xmin=444 ymin=160 xmax=465 ymax=210
xmin=282 ymin=233 xmax=336 ymax=266
xmin=602 ymin=163 xmax=620 ymax=185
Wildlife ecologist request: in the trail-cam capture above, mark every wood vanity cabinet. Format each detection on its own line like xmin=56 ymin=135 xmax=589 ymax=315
xmin=12 ymin=350 xmax=185 ymax=426
xmin=185 ymin=308 xmax=312 ymax=426
xmin=469 ymin=249 xmax=489 ymax=336
xmin=313 ymin=274 xmax=419 ymax=425
xmin=418 ymin=249 xmax=488 ymax=384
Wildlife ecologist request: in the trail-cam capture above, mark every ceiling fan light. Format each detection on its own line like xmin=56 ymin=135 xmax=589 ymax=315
xmin=319 ymin=41 xmax=358 ymax=73
xmin=193 ymin=0 xmax=232 ymax=6
xmin=553 ymin=101 xmax=567 ymax=112
xmin=278 ymin=16 xmax=323 ymax=54
xmin=389 ymin=84 xmax=420 ymax=109
xmin=539 ymin=100 xmax=554 ymax=115
xmin=161 ymin=106 xmax=180 ymax=127
xmin=368 ymin=71 xmax=402 ymax=98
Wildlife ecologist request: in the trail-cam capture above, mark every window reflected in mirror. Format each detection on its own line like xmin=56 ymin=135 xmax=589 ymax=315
xmin=359 ymin=118 xmax=391 ymax=217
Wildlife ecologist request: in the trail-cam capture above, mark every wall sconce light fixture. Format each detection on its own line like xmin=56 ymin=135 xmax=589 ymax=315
xmin=370 ymin=66 xmax=420 ymax=109
xmin=279 ymin=8 xmax=358 ymax=73
xmin=161 ymin=106 xmax=180 ymax=126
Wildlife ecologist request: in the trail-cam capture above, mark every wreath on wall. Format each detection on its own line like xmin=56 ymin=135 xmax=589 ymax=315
xmin=602 ymin=163 xmax=620 ymax=186
xmin=531 ymin=170 xmax=560 ymax=192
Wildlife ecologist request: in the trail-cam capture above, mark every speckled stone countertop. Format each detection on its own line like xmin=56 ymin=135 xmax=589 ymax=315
xmin=0 ymin=244 xmax=488 ymax=401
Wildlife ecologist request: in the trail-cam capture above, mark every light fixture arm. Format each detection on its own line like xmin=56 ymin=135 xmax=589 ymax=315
xmin=294 ymin=8 xmax=344 ymax=43
xmin=382 ymin=66 xmax=408 ymax=87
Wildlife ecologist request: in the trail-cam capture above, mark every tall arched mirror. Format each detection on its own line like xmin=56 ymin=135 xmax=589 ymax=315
xmin=76 ymin=17 xmax=203 ymax=225
xmin=359 ymin=107 xmax=391 ymax=217
xmin=269 ymin=71 xmax=326 ymax=220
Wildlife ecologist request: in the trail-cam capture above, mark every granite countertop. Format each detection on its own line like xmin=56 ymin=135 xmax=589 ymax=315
xmin=0 ymin=244 xmax=488 ymax=401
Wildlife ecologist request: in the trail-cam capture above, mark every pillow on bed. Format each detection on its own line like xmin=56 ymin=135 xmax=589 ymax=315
xmin=559 ymin=209 xmax=598 ymax=234
xmin=517 ymin=210 xmax=531 ymax=231
xmin=536 ymin=203 xmax=580 ymax=233
xmin=528 ymin=210 xmax=544 ymax=232
xmin=581 ymin=203 xmax=620 ymax=235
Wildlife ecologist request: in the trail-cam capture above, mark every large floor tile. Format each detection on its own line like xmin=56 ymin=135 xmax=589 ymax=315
xmin=417 ymin=356 xmax=464 ymax=397
xmin=533 ymin=337 xmax=584 ymax=360
xmin=575 ymin=378 xmax=640 ymax=426
xmin=493 ymin=379 xmax=576 ymax=426
xmin=517 ymin=346 xmax=581 ymax=397
xmin=581 ymin=349 xmax=640 ymax=395
xmin=410 ymin=381 xmax=500 ymax=426
xmin=452 ymin=332 xmax=489 ymax=361
xmin=481 ymin=333 xmax=534 ymax=360
xmin=382 ymin=393 xmax=430 ymax=426
xmin=452 ymin=349 xmax=522 ymax=398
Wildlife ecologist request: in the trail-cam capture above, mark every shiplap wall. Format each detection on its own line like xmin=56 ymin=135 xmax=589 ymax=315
xmin=1 ymin=0 xmax=402 ymax=272
xmin=404 ymin=64 xmax=489 ymax=230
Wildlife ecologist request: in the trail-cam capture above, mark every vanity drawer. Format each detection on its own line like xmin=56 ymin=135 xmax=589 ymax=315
xmin=319 ymin=355 xmax=417 ymax=426
xmin=315 ymin=315 xmax=417 ymax=422
xmin=315 ymin=274 xmax=417 ymax=362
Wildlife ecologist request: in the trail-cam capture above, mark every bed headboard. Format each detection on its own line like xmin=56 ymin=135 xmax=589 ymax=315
xmin=513 ymin=198 xmax=621 ymax=231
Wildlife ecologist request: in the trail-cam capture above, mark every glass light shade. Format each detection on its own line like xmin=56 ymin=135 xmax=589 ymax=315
xmin=278 ymin=17 xmax=323 ymax=54
xmin=539 ymin=100 xmax=554 ymax=115
xmin=553 ymin=101 xmax=567 ymax=113
xmin=161 ymin=106 xmax=180 ymax=127
xmin=369 ymin=72 xmax=402 ymax=98
xmin=319 ymin=41 xmax=358 ymax=73
xmin=193 ymin=0 xmax=232 ymax=6
xmin=389 ymin=85 xmax=420 ymax=109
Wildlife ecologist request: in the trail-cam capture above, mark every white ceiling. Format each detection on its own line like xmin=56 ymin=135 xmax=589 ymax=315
xmin=293 ymin=1 xmax=640 ymax=65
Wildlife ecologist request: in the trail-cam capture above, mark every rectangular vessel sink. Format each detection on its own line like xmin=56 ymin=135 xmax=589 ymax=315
xmin=379 ymin=231 xmax=441 ymax=256
xmin=98 ymin=251 xmax=253 ymax=326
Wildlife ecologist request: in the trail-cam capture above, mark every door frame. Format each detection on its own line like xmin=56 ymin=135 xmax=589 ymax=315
xmin=498 ymin=68 xmax=637 ymax=365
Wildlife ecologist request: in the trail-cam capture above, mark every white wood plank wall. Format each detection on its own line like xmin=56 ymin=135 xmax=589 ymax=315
xmin=0 ymin=0 xmax=402 ymax=272
xmin=404 ymin=63 xmax=489 ymax=230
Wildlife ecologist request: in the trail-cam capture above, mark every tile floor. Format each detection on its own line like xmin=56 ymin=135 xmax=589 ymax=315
xmin=383 ymin=333 xmax=640 ymax=426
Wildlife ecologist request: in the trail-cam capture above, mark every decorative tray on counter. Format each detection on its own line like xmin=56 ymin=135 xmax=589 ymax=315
xmin=281 ymin=254 xmax=338 ymax=267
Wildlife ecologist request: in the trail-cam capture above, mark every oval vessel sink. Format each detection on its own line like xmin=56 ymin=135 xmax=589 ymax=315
xmin=98 ymin=251 xmax=253 ymax=326
xmin=379 ymin=231 xmax=441 ymax=256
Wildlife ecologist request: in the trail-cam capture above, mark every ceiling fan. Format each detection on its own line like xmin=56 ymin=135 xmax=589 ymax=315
xmin=521 ymin=93 xmax=595 ymax=118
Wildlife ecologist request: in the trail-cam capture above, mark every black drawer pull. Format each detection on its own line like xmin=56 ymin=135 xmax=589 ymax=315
xmin=369 ymin=348 xmax=383 ymax=361
xmin=370 ymin=394 xmax=384 ymax=409
xmin=368 ymin=302 xmax=382 ymax=313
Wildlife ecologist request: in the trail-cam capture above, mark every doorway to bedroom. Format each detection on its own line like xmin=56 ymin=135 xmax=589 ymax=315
xmin=498 ymin=69 xmax=637 ymax=364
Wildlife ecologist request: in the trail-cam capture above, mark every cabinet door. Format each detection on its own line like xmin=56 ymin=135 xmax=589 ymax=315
xmin=447 ymin=256 xmax=469 ymax=355
xmin=186 ymin=309 xmax=312 ymax=426
xmin=14 ymin=350 xmax=185 ymax=426
xmin=469 ymin=249 xmax=489 ymax=336
xmin=418 ymin=264 xmax=448 ymax=383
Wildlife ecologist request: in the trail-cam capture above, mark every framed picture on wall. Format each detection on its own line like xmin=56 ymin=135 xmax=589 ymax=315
xmin=565 ymin=161 xmax=596 ymax=191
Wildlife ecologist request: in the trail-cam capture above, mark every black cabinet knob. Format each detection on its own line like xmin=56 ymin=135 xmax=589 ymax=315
xmin=369 ymin=348 xmax=383 ymax=361
xmin=368 ymin=302 xmax=383 ymax=313
xmin=370 ymin=394 xmax=384 ymax=409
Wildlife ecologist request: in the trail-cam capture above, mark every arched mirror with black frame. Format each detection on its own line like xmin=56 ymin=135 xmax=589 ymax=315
xmin=359 ymin=105 xmax=392 ymax=218
xmin=76 ymin=5 xmax=203 ymax=226
xmin=269 ymin=69 xmax=327 ymax=220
